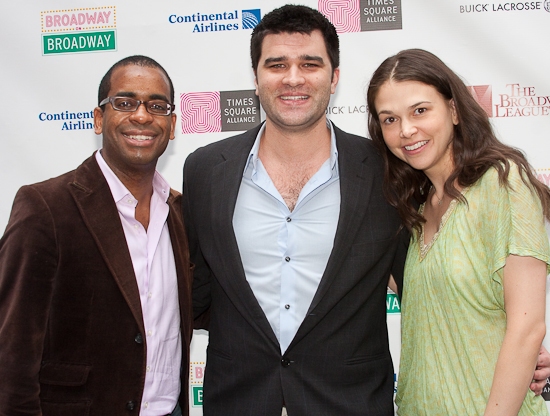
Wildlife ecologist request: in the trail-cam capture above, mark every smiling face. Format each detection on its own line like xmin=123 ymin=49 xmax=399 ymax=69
xmin=93 ymin=64 xmax=176 ymax=177
xmin=374 ymin=80 xmax=458 ymax=180
xmin=254 ymin=30 xmax=339 ymax=134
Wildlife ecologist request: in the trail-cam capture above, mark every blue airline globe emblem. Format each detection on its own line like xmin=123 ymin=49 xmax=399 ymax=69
xmin=242 ymin=9 xmax=261 ymax=29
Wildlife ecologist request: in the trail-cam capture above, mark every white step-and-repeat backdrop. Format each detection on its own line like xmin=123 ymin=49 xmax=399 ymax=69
xmin=1 ymin=1 xmax=550 ymax=413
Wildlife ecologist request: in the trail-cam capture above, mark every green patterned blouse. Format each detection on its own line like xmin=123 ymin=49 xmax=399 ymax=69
xmin=396 ymin=163 xmax=550 ymax=415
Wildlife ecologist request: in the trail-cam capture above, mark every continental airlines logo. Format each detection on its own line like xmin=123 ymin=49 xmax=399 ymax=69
xmin=180 ymin=90 xmax=261 ymax=134
xmin=41 ymin=7 xmax=116 ymax=55
xmin=168 ymin=9 xmax=261 ymax=32
xmin=318 ymin=0 xmax=402 ymax=33
xmin=38 ymin=109 xmax=94 ymax=131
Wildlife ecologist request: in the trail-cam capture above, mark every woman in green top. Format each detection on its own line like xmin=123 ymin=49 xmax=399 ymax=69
xmin=366 ymin=48 xmax=550 ymax=415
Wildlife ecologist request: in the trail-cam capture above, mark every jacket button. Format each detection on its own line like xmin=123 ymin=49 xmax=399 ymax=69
xmin=281 ymin=358 xmax=291 ymax=367
xmin=134 ymin=333 xmax=143 ymax=344
xmin=126 ymin=400 xmax=136 ymax=411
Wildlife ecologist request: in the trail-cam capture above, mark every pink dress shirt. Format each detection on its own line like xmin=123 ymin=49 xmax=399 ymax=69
xmin=96 ymin=151 xmax=181 ymax=415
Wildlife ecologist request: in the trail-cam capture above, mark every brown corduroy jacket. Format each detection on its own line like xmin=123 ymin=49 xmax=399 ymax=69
xmin=0 ymin=154 xmax=193 ymax=416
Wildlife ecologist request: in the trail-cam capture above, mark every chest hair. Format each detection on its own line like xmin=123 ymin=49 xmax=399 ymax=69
xmin=268 ymin=163 xmax=319 ymax=212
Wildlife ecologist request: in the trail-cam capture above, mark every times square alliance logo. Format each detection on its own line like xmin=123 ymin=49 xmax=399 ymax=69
xmin=318 ymin=0 xmax=402 ymax=32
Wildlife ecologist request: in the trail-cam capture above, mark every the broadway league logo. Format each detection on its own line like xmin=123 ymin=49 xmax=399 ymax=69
xmin=242 ymin=9 xmax=261 ymax=29
xmin=319 ymin=0 xmax=402 ymax=33
xmin=467 ymin=85 xmax=493 ymax=117
xmin=181 ymin=90 xmax=261 ymax=134
xmin=41 ymin=7 xmax=116 ymax=55
xmin=494 ymin=84 xmax=550 ymax=117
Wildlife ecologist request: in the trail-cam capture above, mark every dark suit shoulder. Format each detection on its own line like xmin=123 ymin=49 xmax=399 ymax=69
xmin=185 ymin=125 xmax=260 ymax=168
xmin=332 ymin=123 xmax=384 ymax=170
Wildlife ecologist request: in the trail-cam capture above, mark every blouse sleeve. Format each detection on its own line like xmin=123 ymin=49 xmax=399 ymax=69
xmin=488 ymin=163 xmax=550 ymax=277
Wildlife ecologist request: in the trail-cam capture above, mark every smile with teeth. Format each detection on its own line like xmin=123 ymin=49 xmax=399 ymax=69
xmin=281 ymin=95 xmax=308 ymax=101
xmin=125 ymin=134 xmax=154 ymax=141
xmin=404 ymin=140 xmax=428 ymax=151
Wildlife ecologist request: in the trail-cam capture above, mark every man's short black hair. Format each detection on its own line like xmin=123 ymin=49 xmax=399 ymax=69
xmin=97 ymin=55 xmax=174 ymax=107
xmin=250 ymin=5 xmax=339 ymax=73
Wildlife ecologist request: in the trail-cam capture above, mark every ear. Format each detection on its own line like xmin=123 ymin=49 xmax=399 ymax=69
xmin=93 ymin=107 xmax=104 ymax=135
xmin=169 ymin=113 xmax=177 ymax=140
xmin=330 ymin=68 xmax=340 ymax=94
xmin=253 ymin=71 xmax=259 ymax=97
xmin=449 ymin=99 xmax=459 ymax=125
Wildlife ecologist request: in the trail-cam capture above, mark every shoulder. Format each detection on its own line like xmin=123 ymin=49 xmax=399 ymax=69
xmin=19 ymin=155 xmax=100 ymax=201
xmin=17 ymin=169 xmax=78 ymax=203
xmin=332 ymin=123 xmax=381 ymax=158
xmin=475 ymin=160 xmax=528 ymax=191
xmin=332 ymin=124 xmax=384 ymax=177
xmin=185 ymin=126 xmax=259 ymax=166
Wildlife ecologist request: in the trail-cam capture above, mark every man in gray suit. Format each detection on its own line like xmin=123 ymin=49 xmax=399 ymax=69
xmin=183 ymin=5 xmax=550 ymax=416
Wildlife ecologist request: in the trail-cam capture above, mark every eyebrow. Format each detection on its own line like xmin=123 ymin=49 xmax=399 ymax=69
xmin=263 ymin=54 xmax=325 ymax=66
xmin=114 ymin=91 xmax=170 ymax=102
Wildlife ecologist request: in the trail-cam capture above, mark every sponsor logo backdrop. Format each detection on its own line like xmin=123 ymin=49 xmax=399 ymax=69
xmin=1 ymin=0 xmax=549 ymax=413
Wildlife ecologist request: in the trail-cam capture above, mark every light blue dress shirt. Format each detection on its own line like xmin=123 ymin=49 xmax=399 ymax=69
xmin=232 ymin=123 xmax=340 ymax=353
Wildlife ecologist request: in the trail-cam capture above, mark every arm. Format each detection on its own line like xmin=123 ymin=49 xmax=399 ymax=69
xmin=390 ymin=227 xmax=410 ymax=298
xmin=387 ymin=275 xmax=398 ymax=294
xmin=484 ymin=254 xmax=547 ymax=416
xmin=530 ymin=345 xmax=550 ymax=395
xmin=0 ymin=187 xmax=58 ymax=415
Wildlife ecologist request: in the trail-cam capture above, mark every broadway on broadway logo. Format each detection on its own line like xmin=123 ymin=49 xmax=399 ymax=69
xmin=180 ymin=90 xmax=261 ymax=134
xmin=41 ymin=7 xmax=117 ymax=55
xmin=318 ymin=0 xmax=402 ymax=33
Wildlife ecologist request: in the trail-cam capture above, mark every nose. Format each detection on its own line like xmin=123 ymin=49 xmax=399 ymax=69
xmin=283 ymin=65 xmax=305 ymax=87
xmin=129 ymin=102 xmax=154 ymax=124
xmin=399 ymin=118 xmax=417 ymax=139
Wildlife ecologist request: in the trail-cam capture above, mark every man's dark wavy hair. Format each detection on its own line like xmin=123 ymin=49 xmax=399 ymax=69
xmin=250 ymin=5 xmax=339 ymax=74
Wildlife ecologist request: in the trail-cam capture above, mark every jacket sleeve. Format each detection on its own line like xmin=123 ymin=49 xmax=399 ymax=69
xmin=391 ymin=226 xmax=410 ymax=299
xmin=0 ymin=186 xmax=58 ymax=416
xmin=182 ymin=153 xmax=211 ymax=329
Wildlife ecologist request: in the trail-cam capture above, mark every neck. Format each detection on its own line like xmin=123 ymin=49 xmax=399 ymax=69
xmin=116 ymin=169 xmax=155 ymax=231
xmin=260 ymin=118 xmax=331 ymax=164
xmin=424 ymin=154 xmax=455 ymax=198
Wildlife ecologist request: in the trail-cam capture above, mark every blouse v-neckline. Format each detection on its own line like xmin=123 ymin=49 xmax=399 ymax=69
xmin=418 ymin=198 xmax=459 ymax=261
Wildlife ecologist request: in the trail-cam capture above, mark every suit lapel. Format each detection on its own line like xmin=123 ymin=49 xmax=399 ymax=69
xmin=209 ymin=126 xmax=280 ymax=347
xmin=68 ymin=154 xmax=145 ymax=333
xmin=291 ymin=127 xmax=376 ymax=345
xmin=166 ymin=191 xmax=193 ymax=347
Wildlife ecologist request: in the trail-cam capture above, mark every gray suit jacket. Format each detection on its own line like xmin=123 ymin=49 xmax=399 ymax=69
xmin=183 ymin=123 xmax=406 ymax=416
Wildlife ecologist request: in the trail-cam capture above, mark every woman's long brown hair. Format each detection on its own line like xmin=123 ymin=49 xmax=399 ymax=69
xmin=366 ymin=49 xmax=550 ymax=232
